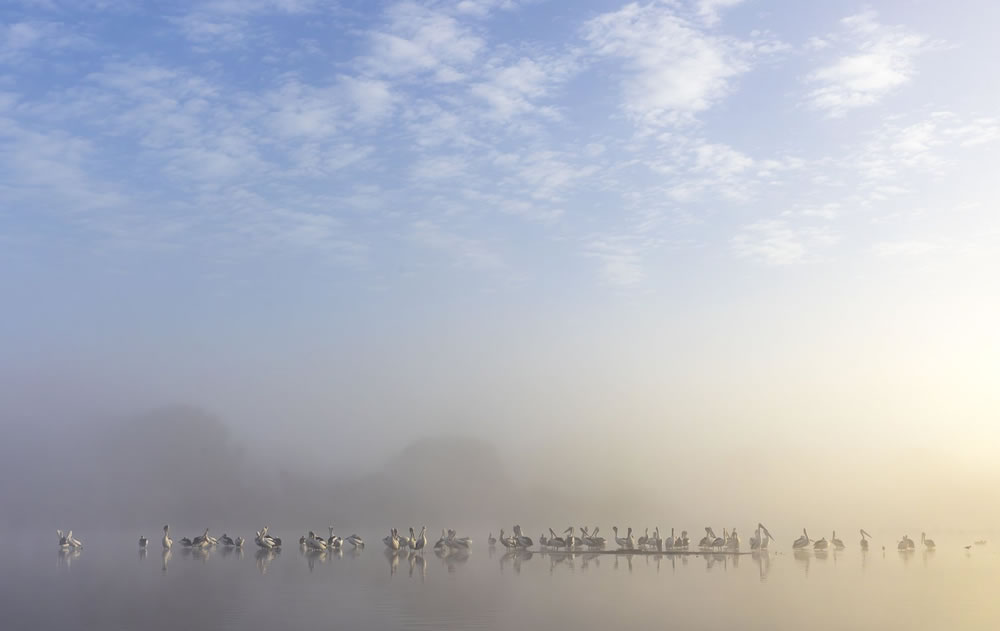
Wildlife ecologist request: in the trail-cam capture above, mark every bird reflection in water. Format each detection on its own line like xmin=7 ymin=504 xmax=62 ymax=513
xmin=409 ymin=551 xmax=426 ymax=580
xmin=57 ymin=548 xmax=81 ymax=569
xmin=385 ymin=548 xmax=406 ymax=576
xmin=500 ymin=550 xmax=533 ymax=574
xmin=161 ymin=548 xmax=172 ymax=573
xmin=793 ymin=548 xmax=811 ymax=577
xmin=256 ymin=548 xmax=279 ymax=574
xmin=434 ymin=547 xmax=469 ymax=573
xmin=138 ymin=548 xmax=147 ymax=561
xmin=580 ymin=552 xmax=600 ymax=572
xmin=752 ymin=550 xmax=771 ymax=583
xmin=306 ymin=549 xmax=328 ymax=572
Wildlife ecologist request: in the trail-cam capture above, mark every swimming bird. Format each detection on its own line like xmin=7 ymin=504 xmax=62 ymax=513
xmin=415 ymin=527 xmax=427 ymax=551
xmin=235 ymin=536 xmax=244 ymax=548
xmin=326 ymin=526 xmax=343 ymax=549
xmin=860 ymin=529 xmax=871 ymax=551
xmin=513 ymin=525 xmax=533 ymax=548
xmin=832 ymin=531 xmax=845 ymax=550
xmin=192 ymin=528 xmax=210 ymax=547
xmin=898 ymin=535 xmax=915 ymax=550
xmin=139 ymin=535 xmax=148 ymax=548
xmin=162 ymin=525 xmax=173 ymax=550
xmin=792 ymin=529 xmax=811 ymax=549
xmin=613 ymin=526 xmax=629 ymax=550
xmin=921 ymin=532 xmax=936 ymax=549
xmin=488 ymin=532 xmax=497 ymax=546
xmin=306 ymin=531 xmax=327 ymax=551
xmin=220 ymin=533 xmax=236 ymax=547
xmin=180 ymin=537 xmax=193 ymax=547
xmin=499 ymin=529 xmax=516 ymax=550
xmin=57 ymin=530 xmax=70 ymax=549
xmin=813 ymin=536 xmax=829 ymax=550
xmin=346 ymin=534 xmax=364 ymax=549
xmin=384 ymin=528 xmax=400 ymax=550
xmin=66 ymin=531 xmax=82 ymax=548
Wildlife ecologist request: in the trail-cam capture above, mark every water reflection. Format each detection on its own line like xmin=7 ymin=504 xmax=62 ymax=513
xmin=408 ymin=551 xmax=427 ymax=579
xmin=255 ymin=548 xmax=279 ymax=574
xmin=138 ymin=548 xmax=147 ymax=561
xmin=435 ymin=547 xmax=469 ymax=573
xmin=793 ymin=549 xmax=811 ymax=577
xmin=57 ymin=548 xmax=81 ymax=569
xmin=306 ymin=549 xmax=328 ymax=572
xmin=161 ymin=548 xmax=172 ymax=573
xmin=752 ymin=551 xmax=771 ymax=582
xmin=499 ymin=550 xmax=533 ymax=574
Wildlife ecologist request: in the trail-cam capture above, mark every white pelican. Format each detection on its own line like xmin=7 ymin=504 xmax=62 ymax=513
xmin=549 ymin=528 xmax=567 ymax=549
xmin=678 ymin=530 xmax=690 ymax=549
xmin=513 ymin=525 xmax=533 ymax=548
xmin=589 ymin=526 xmax=606 ymax=548
xmin=220 ymin=534 xmax=236 ymax=547
xmin=499 ymin=529 xmax=516 ymax=550
xmin=235 ymin=536 xmax=244 ymax=548
xmin=831 ymin=531 xmax=845 ymax=550
xmin=384 ymin=528 xmax=400 ymax=550
xmin=405 ymin=527 xmax=417 ymax=549
xmin=638 ymin=528 xmax=649 ymax=549
xmin=139 ymin=535 xmax=148 ymax=549
xmin=326 ymin=526 xmax=343 ymax=548
xmin=759 ymin=524 xmax=773 ymax=549
xmin=860 ymin=529 xmax=871 ymax=550
xmin=612 ymin=526 xmax=632 ymax=550
xmin=792 ymin=528 xmax=810 ymax=549
xmin=415 ymin=527 xmax=427 ymax=551
xmin=712 ymin=529 xmax=726 ymax=550
xmin=347 ymin=534 xmax=364 ymax=549
xmin=564 ymin=527 xmax=582 ymax=549
xmin=162 ymin=525 xmax=173 ymax=550
xmin=58 ymin=530 xmax=70 ymax=549
xmin=813 ymin=536 xmax=829 ymax=550
xmin=192 ymin=528 xmax=210 ymax=547
xmin=700 ymin=527 xmax=716 ymax=548
xmin=66 ymin=531 xmax=82 ymax=548
xmin=727 ymin=528 xmax=740 ymax=550
xmin=664 ymin=527 xmax=675 ymax=550
xmin=306 ymin=531 xmax=328 ymax=551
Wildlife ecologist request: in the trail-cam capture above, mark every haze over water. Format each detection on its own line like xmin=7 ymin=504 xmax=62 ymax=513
xmin=7 ymin=531 xmax=1000 ymax=631
xmin=3 ymin=0 xmax=1000 ymax=628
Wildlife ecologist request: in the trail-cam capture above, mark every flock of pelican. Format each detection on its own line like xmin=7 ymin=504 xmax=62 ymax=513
xmin=58 ymin=524 xmax=953 ymax=554
xmin=790 ymin=528 xmax=937 ymax=552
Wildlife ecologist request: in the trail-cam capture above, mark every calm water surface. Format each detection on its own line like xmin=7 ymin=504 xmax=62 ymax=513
xmin=5 ymin=532 xmax=999 ymax=630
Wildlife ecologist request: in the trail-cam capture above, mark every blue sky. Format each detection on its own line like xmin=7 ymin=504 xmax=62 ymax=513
xmin=2 ymin=1 xmax=999 ymax=485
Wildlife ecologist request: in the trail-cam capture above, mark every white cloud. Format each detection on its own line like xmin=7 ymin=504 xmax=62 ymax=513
xmin=585 ymin=237 xmax=644 ymax=286
xmin=732 ymin=220 xmax=838 ymax=265
xmin=364 ymin=2 xmax=485 ymax=82
xmin=696 ymin=0 xmax=744 ymax=26
xmin=872 ymin=240 xmax=942 ymax=257
xmin=583 ymin=2 xmax=749 ymax=127
xmin=410 ymin=220 xmax=505 ymax=271
xmin=806 ymin=10 xmax=932 ymax=116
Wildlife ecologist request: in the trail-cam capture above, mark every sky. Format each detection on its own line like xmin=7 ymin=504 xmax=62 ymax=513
xmin=2 ymin=1 xmax=999 ymax=528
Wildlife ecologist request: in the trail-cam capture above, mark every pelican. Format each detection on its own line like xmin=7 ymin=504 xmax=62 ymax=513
xmin=449 ymin=530 xmax=472 ymax=549
xmin=898 ymin=535 xmax=910 ymax=550
xmin=513 ymin=525 xmax=533 ymax=548
xmin=235 ymin=536 xmax=244 ymax=548
xmin=306 ymin=531 xmax=328 ymax=551
xmin=180 ymin=537 xmax=193 ymax=547
xmin=415 ymin=527 xmax=427 ymax=551
xmin=65 ymin=531 xmax=82 ymax=548
xmin=405 ymin=527 xmax=417 ymax=549
xmin=650 ymin=527 xmax=663 ymax=551
xmin=588 ymin=526 xmax=606 ymax=548
xmin=664 ymin=527 xmax=675 ymax=550
xmin=860 ymin=529 xmax=871 ymax=550
xmin=488 ymin=532 xmax=497 ymax=546
xmin=539 ymin=533 xmax=549 ymax=548
xmin=792 ymin=528 xmax=810 ymax=549
xmin=58 ymin=530 xmax=70 ymax=549
xmin=813 ymin=536 xmax=829 ymax=550
xmin=712 ymin=529 xmax=726 ymax=550
xmin=612 ymin=526 xmax=629 ymax=549
xmin=346 ymin=534 xmax=364 ymax=549
xmin=727 ymin=528 xmax=740 ymax=550
xmin=549 ymin=528 xmax=567 ymax=549
xmin=137 ymin=534 xmax=147 ymax=548
xmin=700 ymin=527 xmax=715 ymax=548
xmin=384 ymin=528 xmax=400 ymax=550
xmin=759 ymin=523 xmax=773 ymax=549
xmin=678 ymin=530 xmax=690 ymax=549
xmin=832 ymin=531 xmax=845 ymax=550
xmin=192 ymin=528 xmax=210 ymax=547
xmin=434 ymin=530 xmax=448 ymax=549
xmin=162 ymin=525 xmax=173 ymax=550
xmin=326 ymin=526 xmax=343 ymax=548
xmin=638 ymin=528 xmax=649 ymax=549
xmin=921 ymin=532 xmax=935 ymax=549
xmin=564 ymin=526 xmax=582 ymax=549
xmin=499 ymin=529 xmax=515 ymax=549
xmin=220 ymin=533 xmax=236 ymax=547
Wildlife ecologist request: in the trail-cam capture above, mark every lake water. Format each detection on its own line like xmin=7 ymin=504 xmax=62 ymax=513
xmin=6 ymin=531 xmax=999 ymax=630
